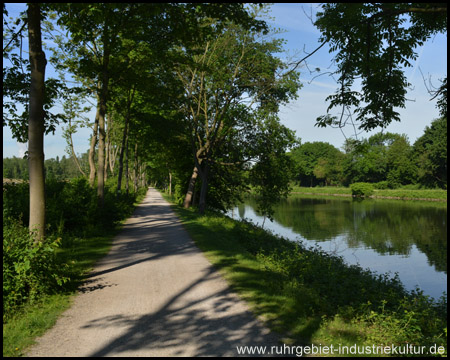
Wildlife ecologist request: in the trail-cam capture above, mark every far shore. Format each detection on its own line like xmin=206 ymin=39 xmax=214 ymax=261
xmin=288 ymin=185 xmax=447 ymax=203
xmin=290 ymin=191 xmax=447 ymax=202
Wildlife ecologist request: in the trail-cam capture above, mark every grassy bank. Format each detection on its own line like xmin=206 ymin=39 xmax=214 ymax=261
xmin=162 ymin=192 xmax=447 ymax=356
xmin=290 ymin=185 xmax=447 ymax=202
xmin=3 ymin=232 xmax=115 ymax=357
xmin=3 ymin=180 xmax=148 ymax=357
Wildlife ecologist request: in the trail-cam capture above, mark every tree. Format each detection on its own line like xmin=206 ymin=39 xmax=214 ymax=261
xmin=249 ymin=115 xmax=297 ymax=225
xmin=314 ymin=3 xmax=447 ymax=132
xmin=27 ymin=3 xmax=46 ymax=240
xmin=54 ymin=3 xmax=140 ymax=205
xmin=176 ymin=9 xmax=300 ymax=213
xmin=340 ymin=132 xmax=419 ymax=187
xmin=52 ymin=3 xmax=266 ymax=205
xmin=60 ymin=86 xmax=91 ymax=178
xmin=385 ymin=134 xmax=416 ymax=187
xmin=290 ymin=141 xmax=342 ymax=187
xmin=413 ymin=117 xmax=447 ymax=189
xmin=3 ymin=39 xmax=65 ymax=144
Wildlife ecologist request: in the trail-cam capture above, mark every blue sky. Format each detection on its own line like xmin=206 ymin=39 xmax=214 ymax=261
xmin=3 ymin=3 xmax=447 ymax=159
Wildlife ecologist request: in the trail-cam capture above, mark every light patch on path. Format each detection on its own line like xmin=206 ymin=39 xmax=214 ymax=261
xmin=27 ymin=188 xmax=280 ymax=357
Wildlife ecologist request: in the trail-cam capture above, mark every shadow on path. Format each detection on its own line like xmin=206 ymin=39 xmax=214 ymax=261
xmin=74 ymin=188 xmax=281 ymax=356
xmin=86 ymin=266 xmax=277 ymax=357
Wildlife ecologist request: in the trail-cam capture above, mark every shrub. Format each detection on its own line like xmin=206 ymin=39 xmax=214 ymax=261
xmin=3 ymin=182 xmax=29 ymax=227
xmin=373 ymin=181 xmax=389 ymax=190
xmin=58 ymin=177 xmax=97 ymax=232
xmin=3 ymin=219 xmax=70 ymax=319
xmin=350 ymin=182 xmax=374 ymax=197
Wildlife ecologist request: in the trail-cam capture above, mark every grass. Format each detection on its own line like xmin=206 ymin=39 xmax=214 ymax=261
xmin=161 ymin=191 xmax=447 ymax=356
xmin=2 ymin=229 xmax=122 ymax=357
xmin=2 ymin=190 xmax=147 ymax=357
xmin=290 ymin=185 xmax=447 ymax=201
xmin=3 ymin=294 xmax=73 ymax=357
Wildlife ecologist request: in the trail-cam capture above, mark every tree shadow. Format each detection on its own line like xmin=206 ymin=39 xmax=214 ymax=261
xmin=84 ymin=266 xmax=281 ymax=357
xmin=66 ymin=189 xmax=282 ymax=356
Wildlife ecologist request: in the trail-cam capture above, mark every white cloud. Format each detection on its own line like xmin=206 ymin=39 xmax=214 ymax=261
xmin=18 ymin=142 xmax=28 ymax=158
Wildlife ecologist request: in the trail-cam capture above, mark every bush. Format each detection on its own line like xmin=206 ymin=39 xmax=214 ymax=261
xmin=3 ymin=182 xmax=29 ymax=226
xmin=3 ymin=178 xmax=147 ymax=322
xmin=373 ymin=181 xmax=389 ymax=190
xmin=3 ymin=219 xmax=70 ymax=319
xmin=350 ymin=182 xmax=374 ymax=197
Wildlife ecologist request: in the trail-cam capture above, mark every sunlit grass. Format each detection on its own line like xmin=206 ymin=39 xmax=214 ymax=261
xmin=290 ymin=185 xmax=447 ymax=202
xmin=162 ymin=191 xmax=447 ymax=356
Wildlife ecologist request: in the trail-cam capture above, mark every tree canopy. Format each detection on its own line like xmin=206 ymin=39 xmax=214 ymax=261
xmin=314 ymin=3 xmax=447 ymax=132
xmin=3 ymin=3 xmax=305 ymax=222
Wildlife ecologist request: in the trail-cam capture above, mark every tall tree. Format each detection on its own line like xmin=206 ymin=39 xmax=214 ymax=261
xmin=176 ymin=11 xmax=300 ymax=213
xmin=27 ymin=3 xmax=46 ymax=240
xmin=54 ymin=3 xmax=136 ymax=205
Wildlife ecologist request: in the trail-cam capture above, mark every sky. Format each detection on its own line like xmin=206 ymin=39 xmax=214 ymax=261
xmin=3 ymin=3 xmax=447 ymax=159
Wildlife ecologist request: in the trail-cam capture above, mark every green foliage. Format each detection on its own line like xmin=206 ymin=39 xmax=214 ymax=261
xmin=175 ymin=5 xmax=301 ymax=213
xmin=3 ymin=55 xmax=67 ymax=143
xmin=352 ymin=292 xmax=447 ymax=352
xmin=169 ymin=200 xmax=447 ymax=350
xmin=249 ymin=115 xmax=297 ymax=221
xmin=290 ymin=123 xmax=446 ymax=190
xmin=350 ymin=182 xmax=374 ymax=197
xmin=3 ymin=182 xmax=30 ymax=225
xmin=3 ymin=219 xmax=70 ymax=320
xmin=45 ymin=177 xmax=97 ymax=234
xmin=314 ymin=3 xmax=447 ymax=132
xmin=373 ymin=180 xmax=389 ymax=189
xmin=3 ymin=178 xmax=145 ymax=322
xmin=3 ymin=154 xmax=89 ymax=181
xmin=413 ymin=117 xmax=447 ymax=189
xmin=3 ymin=177 xmax=143 ymax=237
xmin=290 ymin=141 xmax=343 ymax=187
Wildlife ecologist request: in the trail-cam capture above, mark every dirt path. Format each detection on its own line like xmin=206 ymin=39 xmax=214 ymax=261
xmin=27 ymin=188 xmax=279 ymax=357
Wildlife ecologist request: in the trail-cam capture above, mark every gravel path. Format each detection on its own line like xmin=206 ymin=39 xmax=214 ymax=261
xmin=26 ymin=188 xmax=280 ymax=357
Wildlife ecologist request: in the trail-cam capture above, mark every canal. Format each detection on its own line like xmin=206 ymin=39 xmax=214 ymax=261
xmin=228 ymin=195 xmax=447 ymax=299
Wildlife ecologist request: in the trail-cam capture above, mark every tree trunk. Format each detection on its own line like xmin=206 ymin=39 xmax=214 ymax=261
xmin=96 ymin=24 xmax=110 ymax=207
xmin=110 ymin=144 xmax=118 ymax=176
xmin=88 ymin=104 xmax=99 ymax=187
xmin=104 ymin=113 xmax=110 ymax=183
xmin=97 ymin=73 xmax=109 ymax=206
xmin=116 ymin=89 xmax=134 ymax=196
xmin=97 ymin=96 xmax=107 ymax=206
xmin=140 ymin=164 xmax=146 ymax=188
xmin=183 ymin=166 xmax=198 ymax=208
xmin=125 ymin=125 xmax=129 ymax=195
xmin=116 ymin=116 xmax=129 ymax=196
xmin=133 ymin=141 xmax=138 ymax=193
xmin=67 ymin=117 xmax=87 ymax=177
xmin=198 ymin=161 xmax=209 ymax=214
xmin=27 ymin=3 xmax=46 ymax=241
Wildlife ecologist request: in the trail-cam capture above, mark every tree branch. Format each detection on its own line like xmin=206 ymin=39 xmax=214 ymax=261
xmin=3 ymin=20 xmax=27 ymax=52
xmin=283 ymin=41 xmax=327 ymax=77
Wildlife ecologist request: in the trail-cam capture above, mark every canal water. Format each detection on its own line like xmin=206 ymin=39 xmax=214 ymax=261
xmin=228 ymin=195 xmax=447 ymax=299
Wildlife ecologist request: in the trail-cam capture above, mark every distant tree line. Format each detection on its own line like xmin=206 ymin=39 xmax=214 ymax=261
xmin=290 ymin=117 xmax=447 ymax=189
xmin=3 ymin=151 xmax=89 ymax=181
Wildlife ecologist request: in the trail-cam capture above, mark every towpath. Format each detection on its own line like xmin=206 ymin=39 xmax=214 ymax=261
xmin=27 ymin=188 xmax=279 ymax=357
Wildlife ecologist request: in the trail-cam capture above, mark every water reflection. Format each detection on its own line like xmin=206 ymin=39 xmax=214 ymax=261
xmin=230 ymin=196 xmax=447 ymax=299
